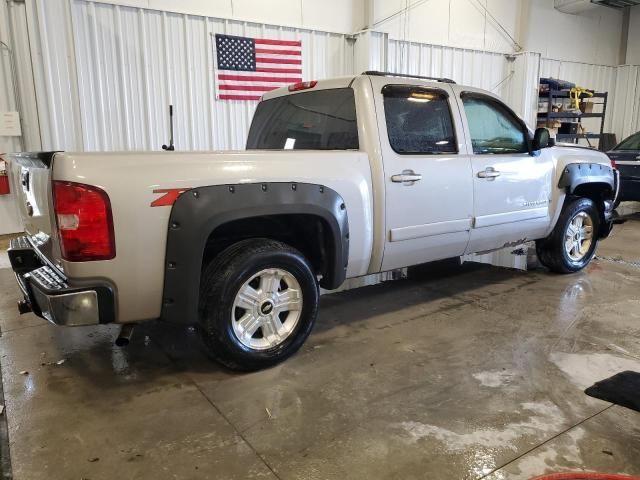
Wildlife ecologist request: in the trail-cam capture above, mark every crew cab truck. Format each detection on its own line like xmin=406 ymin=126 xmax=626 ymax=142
xmin=6 ymin=71 xmax=618 ymax=371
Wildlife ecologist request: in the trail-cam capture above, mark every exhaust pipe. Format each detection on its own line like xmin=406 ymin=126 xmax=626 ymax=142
xmin=115 ymin=324 xmax=135 ymax=347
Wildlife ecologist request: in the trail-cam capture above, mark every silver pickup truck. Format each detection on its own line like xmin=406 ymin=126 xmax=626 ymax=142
xmin=6 ymin=71 xmax=618 ymax=370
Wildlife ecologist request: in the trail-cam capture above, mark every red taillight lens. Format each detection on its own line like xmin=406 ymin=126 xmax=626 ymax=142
xmin=288 ymin=80 xmax=317 ymax=92
xmin=53 ymin=181 xmax=115 ymax=262
xmin=610 ymin=157 xmax=617 ymax=169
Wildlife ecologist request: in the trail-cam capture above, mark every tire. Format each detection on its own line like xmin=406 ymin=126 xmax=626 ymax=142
xmin=198 ymin=238 xmax=319 ymax=371
xmin=535 ymin=197 xmax=600 ymax=274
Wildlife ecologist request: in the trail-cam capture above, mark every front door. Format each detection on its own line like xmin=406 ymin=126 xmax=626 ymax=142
xmin=457 ymin=92 xmax=553 ymax=254
xmin=375 ymin=82 xmax=474 ymax=271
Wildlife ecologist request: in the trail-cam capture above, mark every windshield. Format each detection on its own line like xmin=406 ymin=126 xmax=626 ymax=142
xmin=614 ymin=132 xmax=640 ymax=151
xmin=246 ymin=88 xmax=359 ymax=150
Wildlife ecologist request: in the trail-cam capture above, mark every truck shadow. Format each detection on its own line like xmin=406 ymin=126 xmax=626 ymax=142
xmin=10 ymin=261 xmax=540 ymax=390
xmin=139 ymin=261 xmax=532 ymax=376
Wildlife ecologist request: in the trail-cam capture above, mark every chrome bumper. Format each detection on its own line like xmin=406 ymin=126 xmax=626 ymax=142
xmin=9 ymin=236 xmax=115 ymax=326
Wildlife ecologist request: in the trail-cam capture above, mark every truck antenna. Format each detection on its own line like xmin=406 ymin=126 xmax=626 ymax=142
xmin=162 ymin=105 xmax=175 ymax=151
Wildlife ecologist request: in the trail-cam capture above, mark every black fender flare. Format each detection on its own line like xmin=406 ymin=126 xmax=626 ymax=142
xmin=557 ymin=163 xmax=614 ymax=195
xmin=160 ymin=182 xmax=349 ymax=324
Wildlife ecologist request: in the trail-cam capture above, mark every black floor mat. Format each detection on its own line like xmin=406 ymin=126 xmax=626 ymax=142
xmin=585 ymin=370 xmax=640 ymax=413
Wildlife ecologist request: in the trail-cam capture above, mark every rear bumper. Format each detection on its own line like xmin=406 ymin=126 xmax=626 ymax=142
xmin=8 ymin=236 xmax=115 ymax=326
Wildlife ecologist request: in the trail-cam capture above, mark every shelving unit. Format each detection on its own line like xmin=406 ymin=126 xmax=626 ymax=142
xmin=537 ymin=90 xmax=608 ymax=144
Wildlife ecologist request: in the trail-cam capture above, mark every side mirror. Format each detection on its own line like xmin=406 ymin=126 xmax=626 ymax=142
xmin=532 ymin=127 xmax=551 ymax=151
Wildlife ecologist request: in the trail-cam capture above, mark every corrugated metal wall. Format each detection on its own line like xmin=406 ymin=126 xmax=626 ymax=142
xmin=0 ymin=46 xmax=21 ymax=155
xmin=386 ymin=39 xmax=512 ymax=97
xmin=611 ymin=65 xmax=640 ymax=142
xmin=29 ymin=0 xmax=354 ymax=152
xmin=369 ymin=36 xmax=539 ymax=126
xmin=72 ymin=0 xmax=354 ymax=151
xmin=26 ymin=0 xmax=84 ymax=151
xmin=0 ymin=2 xmax=23 ymax=235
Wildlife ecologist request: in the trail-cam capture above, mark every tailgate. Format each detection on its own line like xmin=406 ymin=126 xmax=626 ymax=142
xmin=7 ymin=152 xmax=58 ymax=260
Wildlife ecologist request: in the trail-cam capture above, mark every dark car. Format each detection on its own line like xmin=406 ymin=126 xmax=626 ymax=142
xmin=608 ymin=132 xmax=640 ymax=203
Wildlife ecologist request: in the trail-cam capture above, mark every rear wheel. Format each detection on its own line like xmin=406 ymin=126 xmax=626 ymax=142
xmin=536 ymin=197 xmax=600 ymax=273
xmin=198 ymin=239 xmax=319 ymax=371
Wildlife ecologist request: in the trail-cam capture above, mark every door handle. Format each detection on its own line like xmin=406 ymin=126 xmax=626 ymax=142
xmin=477 ymin=167 xmax=501 ymax=180
xmin=391 ymin=170 xmax=422 ymax=184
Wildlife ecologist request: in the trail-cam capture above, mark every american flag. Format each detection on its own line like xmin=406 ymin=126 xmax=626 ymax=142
xmin=214 ymin=33 xmax=303 ymax=101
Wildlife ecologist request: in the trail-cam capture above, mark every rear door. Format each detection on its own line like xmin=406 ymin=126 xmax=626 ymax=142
xmin=456 ymin=90 xmax=553 ymax=253
xmin=374 ymin=80 xmax=473 ymax=271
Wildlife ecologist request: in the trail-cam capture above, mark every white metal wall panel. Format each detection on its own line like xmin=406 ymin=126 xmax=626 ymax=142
xmin=70 ymin=0 xmax=354 ymax=151
xmin=611 ymin=65 xmax=640 ymax=142
xmin=386 ymin=40 xmax=512 ymax=98
xmin=539 ymin=57 xmax=618 ymax=136
xmin=0 ymin=2 xmax=23 ymax=234
xmin=503 ymin=51 xmax=541 ymax=128
xmin=0 ymin=47 xmax=21 ymax=155
xmin=27 ymin=0 xmax=84 ymax=151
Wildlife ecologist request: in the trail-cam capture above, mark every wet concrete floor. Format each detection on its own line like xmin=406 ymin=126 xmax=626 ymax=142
xmin=0 ymin=216 xmax=639 ymax=479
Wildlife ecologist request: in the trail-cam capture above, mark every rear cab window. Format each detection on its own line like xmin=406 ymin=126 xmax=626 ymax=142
xmin=246 ymin=88 xmax=359 ymax=150
xmin=381 ymin=85 xmax=457 ymax=154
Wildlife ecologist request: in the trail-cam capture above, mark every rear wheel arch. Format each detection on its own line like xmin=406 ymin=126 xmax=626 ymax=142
xmin=160 ymin=183 xmax=349 ymax=324
xmin=202 ymin=213 xmax=342 ymax=287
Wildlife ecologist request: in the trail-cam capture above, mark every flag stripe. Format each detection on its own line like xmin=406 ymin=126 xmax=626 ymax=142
xmin=219 ymin=79 xmax=301 ymax=87
xmin=220 ymin=94 xmax=262 ymax=100
xmin=255 ymin=48 xmax=301 ymax=55
xmin=256 ymin=67 xmax=302 ymax=74
xmin=254 ymin=38 xmax=301 ymax=46
xmin=255 ymin=53 xmax=303 ymax=60
xmin=219 ymin=74 xmax=302 ymax=83
xmin=219 ymin=84 xmax=280 ymax=92
xmin=220 ymin=71 xmax=302 ymax=79
xmin=254 ymin=57 xmax=301 ymax=65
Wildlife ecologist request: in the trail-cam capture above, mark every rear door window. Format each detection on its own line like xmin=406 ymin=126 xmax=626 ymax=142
xmin=381 ymin=85 xmax=457 ymax=155
xmin=246 ymin=88 xmax=359 ymax=150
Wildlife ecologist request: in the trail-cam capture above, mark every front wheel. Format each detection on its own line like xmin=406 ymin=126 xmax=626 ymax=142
xmin=198 ymin=238 xmax=319 ymax=371
xmin=536 ymin=197 xmax=600 ymax=274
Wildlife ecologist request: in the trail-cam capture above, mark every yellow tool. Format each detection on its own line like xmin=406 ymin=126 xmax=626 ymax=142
xmin=569 ymin=86 xmax=593 ymax=110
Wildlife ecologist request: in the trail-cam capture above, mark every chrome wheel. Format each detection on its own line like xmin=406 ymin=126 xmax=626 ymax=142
xmin=231 ymin=268 xmax=303 ymax=350
xmin=564 ymin=211 xmax=594 ymax=262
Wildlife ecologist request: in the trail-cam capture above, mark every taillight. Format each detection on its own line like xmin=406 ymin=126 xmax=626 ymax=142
xmin=288 ymin=80 xmax=317 ymax=92
xmin=53 ymin=181 xmax=115 ymax=261
xmin=610 ymin=157 xmax=617 ymax=169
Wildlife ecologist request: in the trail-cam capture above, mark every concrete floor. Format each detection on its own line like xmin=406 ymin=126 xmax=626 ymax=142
xmin=1 ymin=218 xmax=640 ymax=480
